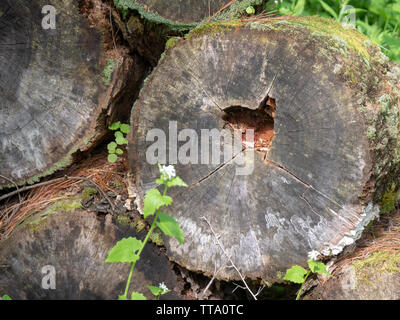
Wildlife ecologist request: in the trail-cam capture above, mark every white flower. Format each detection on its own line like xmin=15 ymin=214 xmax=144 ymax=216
xmin=307 ymin=250 xmax=320 ymax=261
xmin=158 ymin=282 xmax=169 ymax=293
xmin=160 ymin=165 xmax=176 ymax=180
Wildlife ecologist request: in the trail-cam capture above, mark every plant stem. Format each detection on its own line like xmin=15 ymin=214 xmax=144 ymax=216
xmin=122 ymin=185 xmax=168 ymax=298
xmin=296 ymin=271 xmax=311 ymax=300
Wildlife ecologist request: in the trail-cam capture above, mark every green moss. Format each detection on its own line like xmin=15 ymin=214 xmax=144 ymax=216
xmin=0 ymin=144 xmax=80 ymax=190
xmin=116 ymin=214 xmax=132 ymax=226
xmin=26 ymin=197 xmax=82 ymax=230
xmin=116 ymin=215 xmax=147 ymax=234
xmin=165 ymin=37 xmax=180 ymax=50
xmin=276 ymin=270 xmax=284 ymax=280
xmin=114 ymin=0 xmax=264 ymax=31
xmin=83 ymin=133 xmax=95 ymax=146
xmin=103 ymin=59 xmax=116 ymax=85
xmin=380 ymin=184 xmax=399 ymax=215
xmin=287 ymin=16 xmax=371 ymax=61
xmin=366 ymin=126 xmax=376 ymax=139
xmin=115 ymin=214 xmax=163 ymax=245
xmin=113 ymin=0 xmax=196 ymax=31
xmin=371 ymin=94 xmax=400 ymax=182
xmin=244 ymin=17 xmax=373 ymax=62
xmin=186 ymin=21 xmax=242 ymax=41
xmin=187 ymin=17 xmax=374 ymax=63
xmin=132 ymin=217 xmax=146 ymax=233
xmin=159 ymin=37 xmax=181 ymax=62
xmin=150 ymin=229 xmax=164 ymax=246
xmin=82 ymin=187 xmax=98 ymax=200
xmin=353 ymin=251 xmax=400 ymax=286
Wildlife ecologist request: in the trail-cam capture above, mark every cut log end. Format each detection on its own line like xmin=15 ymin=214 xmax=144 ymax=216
xmin=118 ymin=0 xmax=238 ymax=25
xmin=0 ymin=0 xmax=146 ymax=189
xmin=129 ymin=18 xmax=400 ymax=282
xmin=0 ymin=208 xmax=181 ymax=299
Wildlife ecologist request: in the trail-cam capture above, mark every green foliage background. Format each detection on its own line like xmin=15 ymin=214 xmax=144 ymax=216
xmin=268 ymin=0 xmax=400 ymax=63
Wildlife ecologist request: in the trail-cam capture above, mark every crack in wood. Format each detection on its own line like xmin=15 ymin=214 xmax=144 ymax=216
xmin=187 ymin=150 xmax=243 ymax=190
xmin=265 ymin=158 xmax=360 ymax=221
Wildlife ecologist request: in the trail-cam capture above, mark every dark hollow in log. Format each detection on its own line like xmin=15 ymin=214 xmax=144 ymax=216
xmin=222 ymin=97 xmax=276 ymax=151
xmin=0 ymin=0 xmax=146 ymax=189
xmin=129 ymin=18 xmax=400 ymax=282
xmin=0 ymin=209 xmax=181 ymax=299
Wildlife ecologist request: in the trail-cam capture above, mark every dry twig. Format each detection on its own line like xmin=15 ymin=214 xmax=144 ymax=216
xmin=201 ymin=216 xmax=258 ymax=300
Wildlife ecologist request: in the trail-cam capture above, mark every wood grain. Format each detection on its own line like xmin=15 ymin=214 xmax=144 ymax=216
xmin=0 ymin=0 xmax=146 ymax=189
xmin=129 ymin=19 xmax=400 ymax=282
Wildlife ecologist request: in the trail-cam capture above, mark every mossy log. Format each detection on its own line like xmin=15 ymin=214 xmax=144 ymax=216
xmin=114 ymin=0 xmax=265 ymax=27
xmin=0 ymin=0 xmax=146 ymax=189
xmin=0 ymin=208 xmax=181 ymax=299
xmin=118 ymin=0 xmax=232 ymax=26
xmin=129 ymin=17 xmax=400 ymax=282
xmin=305 ymin=250 xmax=400 ymax=300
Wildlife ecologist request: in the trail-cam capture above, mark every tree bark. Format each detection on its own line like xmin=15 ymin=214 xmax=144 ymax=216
xmin=128 ymin=17 xmax=400 ymax=282
xmin=0 ymin=208 xmax=182 ymax=299
xmin=0 ymin=0 xmax=146 ymax=189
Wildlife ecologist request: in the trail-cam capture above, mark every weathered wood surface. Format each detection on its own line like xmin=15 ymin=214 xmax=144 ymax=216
xmin=0 ymin=0 xmax=146 ymax=189
xmin=0 ymin=208 xmax=181 ymax=299
xmin=114 ymin=0 xmax=256 ymax=26
xmin=129 ymin=17 xmax=400 ymax=282
xmin=128 ymin=0 xmax=234 ymax=25
xmin=111 ymin=0 xmax=267 ymax=66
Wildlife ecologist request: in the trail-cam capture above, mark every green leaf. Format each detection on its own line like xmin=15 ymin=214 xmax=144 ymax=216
xmin=1 ymin=295 xmax=12 ymax=300
xmin=283 ymin=265 xmax=308 ymax=284
xmin=166 ymin=177 xmax=188 ymax=188
xmin=105 ymin=237 xmax=143 ymax=263
xmin=308 ymin=260 xmax=331 ymax=276
xmin=120 ymin=124 xmax=130 ymax=134
xmin=116 ymin=136 xmax=128 ymax=145
xmin=118 ymin=295 xmax=127 ymax=300
xmin=143 ymin=189 xmax=173 ymax=219
xmin=156 ymin=212 xmax=184 ymax=244
xmin=147 ymin=285 xmax=163 ymax=296
xmin=107 ymin=142 xmax=117 ymax=152
xmin=293 ymin=0 xmax=306 ymax=16
xmin=131 ymin=292 xmax=147 ymax=300
xmin=108 ymin=154 xmax=118 ymax=163
xmin=115 ymin=148 xmax=124 ymax=155
xmin=108 ymin=121 xmax=121 ymax=131
xmin=115 ymin=131 xmax=124 ymax=139
xmin=318 ymin=0 xmax=338 ymax=19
